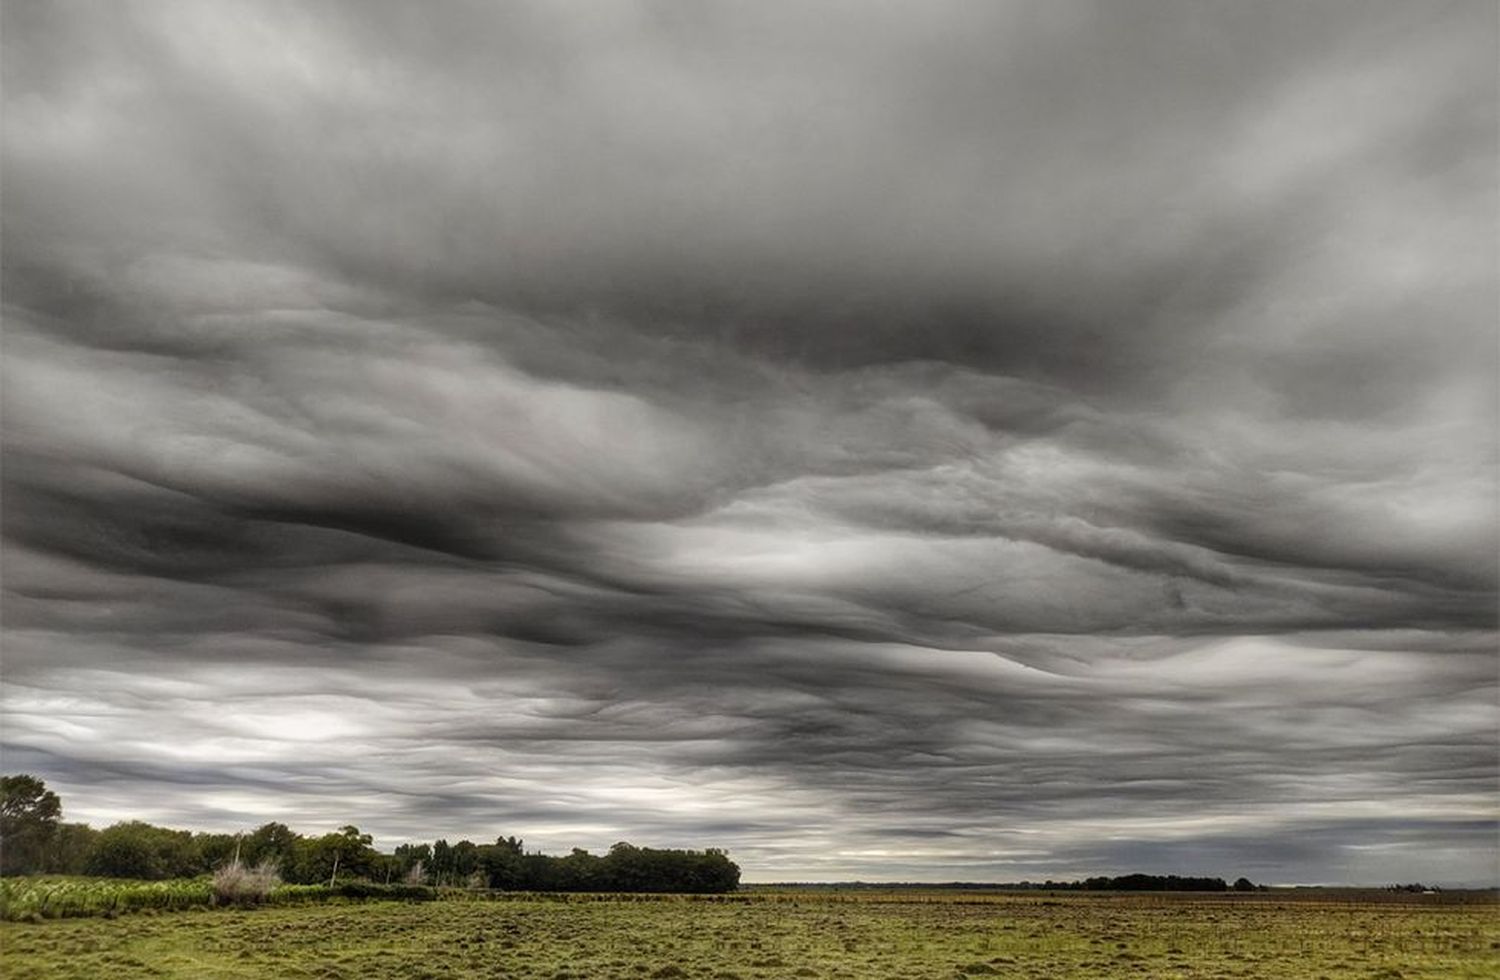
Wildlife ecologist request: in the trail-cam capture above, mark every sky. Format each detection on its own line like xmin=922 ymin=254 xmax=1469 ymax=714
xmin=1 ymin=1 xmax=1496 ymax=886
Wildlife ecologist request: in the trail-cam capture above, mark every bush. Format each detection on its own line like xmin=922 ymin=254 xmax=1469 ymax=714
xmin=212 ymin=860 xmax=281 ymax=906
xmin=331 ymin=881 xmax=435 ymax=901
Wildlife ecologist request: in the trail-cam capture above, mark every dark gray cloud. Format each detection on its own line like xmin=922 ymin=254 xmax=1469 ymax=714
xmin=2 ymin=1 xmax=1495 ymax=884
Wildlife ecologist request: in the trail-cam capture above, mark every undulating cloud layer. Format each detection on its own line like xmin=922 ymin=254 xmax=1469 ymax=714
xmin=3 ymin=1 xmax=1496 ymax=884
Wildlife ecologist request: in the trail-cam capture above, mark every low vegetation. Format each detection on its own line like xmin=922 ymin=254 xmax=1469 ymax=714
xmin=0 ymin=876 xmax=448 ymax=922
xmin=2 ymin=889 xmax=1495 ymax=980
xmin=209 ymin=859 xmax=281 ymax=906
xmin=0 ymin=878 xmax=213 ymax=921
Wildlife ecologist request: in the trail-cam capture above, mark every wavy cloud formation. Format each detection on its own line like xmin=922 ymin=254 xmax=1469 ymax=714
xmin=2 ymin=0 xmax=1495 ymax=883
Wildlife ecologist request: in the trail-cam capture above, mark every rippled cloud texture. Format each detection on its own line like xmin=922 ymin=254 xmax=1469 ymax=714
xmin=3 ymin=1 xmax=1496 ymax=884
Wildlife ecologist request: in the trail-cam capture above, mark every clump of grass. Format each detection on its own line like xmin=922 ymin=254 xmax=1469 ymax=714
xmin=212 ymin=859 xmax=281 ymax=906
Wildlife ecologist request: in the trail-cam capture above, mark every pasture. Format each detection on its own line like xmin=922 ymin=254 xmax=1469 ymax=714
xmin=1 ymin=889 xmax=1495 ymax=979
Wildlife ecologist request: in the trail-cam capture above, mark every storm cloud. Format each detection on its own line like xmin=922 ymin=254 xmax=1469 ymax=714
xmin=2 ymin=0 xmax=1495 ymax=884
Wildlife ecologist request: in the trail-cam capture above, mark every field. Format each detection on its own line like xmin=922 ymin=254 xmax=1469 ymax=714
xmin=1 ymin=890 xmax=1496 ymax=979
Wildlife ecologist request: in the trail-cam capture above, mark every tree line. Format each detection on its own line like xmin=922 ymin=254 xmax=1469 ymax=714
xmin=1073 ymin=874 xmax=1256 ymax=892
xmin=0 ymin=775 xmax=739 ymax=893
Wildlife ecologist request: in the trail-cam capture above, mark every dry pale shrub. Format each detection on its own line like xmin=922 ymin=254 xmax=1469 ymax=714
xmin=212 ymin=859 xmax=281 ymax=906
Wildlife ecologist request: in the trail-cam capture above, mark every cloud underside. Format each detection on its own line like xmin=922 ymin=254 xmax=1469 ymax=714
xmin=2 ymin=0 xmax=1496 ymax=883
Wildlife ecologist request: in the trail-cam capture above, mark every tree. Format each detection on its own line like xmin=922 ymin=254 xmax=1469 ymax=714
xmin=84 ymin=822 xmax=198 ymax=880
xmin=85 ymin=824 xmax=162 ymax=879
xmin=289 ymin=825 xmax=377 ymax=885
xmin=393 ymin=842 xmax=433 ymax=882
xmin=451 ymin=840 xmax=481 ymax=884
xmin=45 ymin=823 xmax=99 ymax=875
xmin=479 ymin=836 xmax=524 ymax=889
xmin=556 ymin=848 xmax=600 ymax=890
xmin=193 ymin=832 xmax=240 ymax=871
xmin=242 ymin=822 xmax=300 ymax=873
xmin=1233 ymin=877 xmax=1255 ymax=892
xmin=1 ymin=775 xmax=63 ymax=875
xmin=431 ymin=839 xmax=453 ymax=885
xmin=1 ymin=778 xmax=741 ymax=893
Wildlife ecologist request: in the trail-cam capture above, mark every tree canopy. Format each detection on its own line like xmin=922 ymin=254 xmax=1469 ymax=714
xmin=0 ymin=774 xmax=62 ymax=875
xmin=0 ymin=775 xmax=740 ymax=892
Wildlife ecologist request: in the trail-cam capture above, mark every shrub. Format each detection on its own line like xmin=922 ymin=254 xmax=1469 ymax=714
xmin=212 ymin=859 xmax=281 ymax=906
xmin=331 ymin=880 xmax=435 ymax=901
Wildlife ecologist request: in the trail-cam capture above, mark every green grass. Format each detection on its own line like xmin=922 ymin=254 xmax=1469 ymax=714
xmin=0 ymin=877 xmax=444 ymax=921
xmin=1 ymin=891 xmax=1495 ymax=979
xmin=0 ymin=877 xmax=214 ymax=920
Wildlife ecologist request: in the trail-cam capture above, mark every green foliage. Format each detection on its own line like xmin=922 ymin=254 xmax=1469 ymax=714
xmin=479 ymin=835 xmax=525 ymax=889
xmin=1 ymin=775 xmax=740 ymax=894
xmin=463 ymin=838 xmax=740 ymax=893
xmin=0 ymin=877 xmax=213 ymax=919
xmin=0 ymin=875 xmax=443 ymax=921
xmin=191 ymin=833 xmax=240 ymax=872
xmin=392 ymin=842 xmax=431 ymax=884
xmin=1 ymin=775 xmax=63 ymax=875
xmin=241 ymin=822 xmax=298 ymax=870
xmin=329 ymin=880 xmax=436 ymax=901
xmin=286 ymin=825 xmax=380 ymax=885
xmin=83 ymin=823 xmax=198 ymax=880
xmin=45 ymin=824 xmax=99 ymax=876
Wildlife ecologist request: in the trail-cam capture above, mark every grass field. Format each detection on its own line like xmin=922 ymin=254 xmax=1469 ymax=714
xmin=1 ymin=890 xmax=1495 ymax=979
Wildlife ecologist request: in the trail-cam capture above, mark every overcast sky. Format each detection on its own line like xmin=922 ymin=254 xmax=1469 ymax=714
xmin=2 ymin=0 xmax=1496 ymax=885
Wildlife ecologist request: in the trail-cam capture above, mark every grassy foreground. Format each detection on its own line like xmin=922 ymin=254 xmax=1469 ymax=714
xmin=1 ymin=890 xmax=1495 ymax=979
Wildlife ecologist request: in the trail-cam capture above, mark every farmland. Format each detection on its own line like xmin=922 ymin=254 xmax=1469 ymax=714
xmin=1 ymin=889 xmax=1495 ymax=980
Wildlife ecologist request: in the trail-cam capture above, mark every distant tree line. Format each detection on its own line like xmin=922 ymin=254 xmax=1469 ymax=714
xmin=0 ymin=775 xmax=739 ymax=893
xmin=943 ymin=875 xmax=1257 ymax=892
xmin=834 ymin=875 xmax=1251 ymax=892
xmin=1073 ymin=874 xmax=1253 ymax=892
xmin=766 ymin=875 xmax=1262 ymax=892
